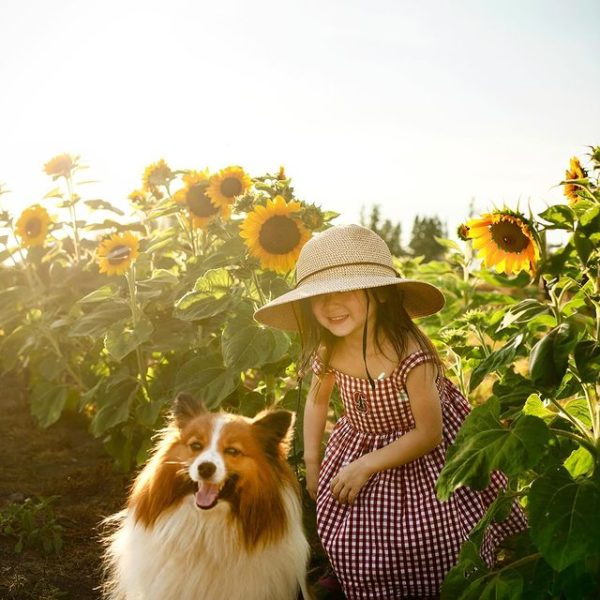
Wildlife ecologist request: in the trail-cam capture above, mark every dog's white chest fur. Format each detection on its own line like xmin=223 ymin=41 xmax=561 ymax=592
xmin=105 ymin=489 xmax=309 ymax=600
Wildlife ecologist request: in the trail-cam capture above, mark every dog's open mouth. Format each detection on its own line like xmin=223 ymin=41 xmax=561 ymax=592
xmin=195 ymin=476 xmax=236 ymax=510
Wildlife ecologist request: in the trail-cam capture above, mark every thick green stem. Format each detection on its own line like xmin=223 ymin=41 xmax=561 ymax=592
xmin=264 ymin=373 xmax=276 ymax=406
xmin=550 ymin=427 xmax=598 ymax=459
xmin=176 ymin=213 xmax=195 ymax=256
xmin=126 ymin=267 xmax=139 ymax=327
xmin=42 ymin=329 xmax=86 ymax=391
xmin=474 ymin=325 xmax=490 ymax=358
xmin=579 ymin=184 xmax=599 ymax=203
xmin=126 ymin=265 xmax=150 ymax=400
xmin=496 ymin=552 xmax=542 ymax=573
xmin=547 ymin=396 xmax=591 ymax=439
xmin=65 ymin=175 xmax=81 ymax=261
xmin=570 ymin=369 xmax=599 ymax=441
xmin=252 ymin=270 xmax=267 ymax=305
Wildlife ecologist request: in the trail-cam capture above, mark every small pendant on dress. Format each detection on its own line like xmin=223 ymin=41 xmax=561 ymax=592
xmin=353 ymin=391 xmax=368 ymax=413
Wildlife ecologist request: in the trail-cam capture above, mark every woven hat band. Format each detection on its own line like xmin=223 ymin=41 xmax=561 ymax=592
xmin=296 ymin=262 xmax=399 ymax=288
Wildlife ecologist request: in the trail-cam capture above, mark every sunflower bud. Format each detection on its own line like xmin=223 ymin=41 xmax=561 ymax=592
xmin=301 ymin=204 xmax=324 ymax=230
xmin=457 ymin=223 xmax=470 ymax=241
xmin=563 ymin=157 xmax=588 ymax=205
xmin=234 ymin=193 xmax=256 ymax=213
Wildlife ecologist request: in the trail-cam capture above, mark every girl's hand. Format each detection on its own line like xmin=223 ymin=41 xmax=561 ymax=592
xmin=330 ymin=458 xmax=373 ymax=505
xmin=305 ymin=461 xmax=321 ymax=500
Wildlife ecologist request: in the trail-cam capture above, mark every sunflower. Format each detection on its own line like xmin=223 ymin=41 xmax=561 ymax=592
xmin=43 ymin=153 xmax=77 ymax=178
xmin=207 ymin=166 xmax=252 ymax=208
xmin=16 ymin=205 xmax=52 ymax=247
xmin=457 ymin=223 xmax=470 ymax=241
xmin=465 ymin=209 xmax=540 ymax=276
xmin=174 ymin=170 xmax=230 ymax=229
xmin=240 ymin=195 xmax=310 ymax=274
xmin=563 ymin=156 xmax=587 ymax=205
xmin=143 ymin=159 xmax=173 ymax=188
xmin=96 ymin=232 xmax=139 ymax=276
xmin=301 ymin=204 xmax=324 ymax=230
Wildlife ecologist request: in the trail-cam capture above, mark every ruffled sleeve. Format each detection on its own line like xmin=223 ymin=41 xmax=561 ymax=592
xmin=397 ymin=350 xmax=439 ymax=390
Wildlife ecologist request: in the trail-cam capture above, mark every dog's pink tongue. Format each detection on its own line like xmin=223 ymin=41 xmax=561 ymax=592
xmin=195 ymin=481 xmax=220 ymax=509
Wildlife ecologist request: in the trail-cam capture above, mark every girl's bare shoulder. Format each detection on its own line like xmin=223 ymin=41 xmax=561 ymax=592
xmin=401 ymin=336 xmax=422 ymax=361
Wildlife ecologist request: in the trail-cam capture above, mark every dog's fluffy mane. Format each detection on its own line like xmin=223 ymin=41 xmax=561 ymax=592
xmin=101 ymin=394 xmax=310 ymax=600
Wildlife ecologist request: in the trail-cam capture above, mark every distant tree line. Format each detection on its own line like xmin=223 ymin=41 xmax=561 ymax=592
xmin=359 ymin=204 xmax=447 ymax=262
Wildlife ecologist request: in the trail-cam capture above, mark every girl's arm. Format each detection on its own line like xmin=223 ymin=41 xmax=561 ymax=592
xmin=330 ymin=361 xmax=443 ymax=505
xmin=303 ymin=370 xmax=335 ymax=500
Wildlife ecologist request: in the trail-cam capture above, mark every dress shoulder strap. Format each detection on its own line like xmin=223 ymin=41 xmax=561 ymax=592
xmin=311 ymin=353 xmax=334 ymax=378
xmin=397 ymin=350 xmax=437 ymax=390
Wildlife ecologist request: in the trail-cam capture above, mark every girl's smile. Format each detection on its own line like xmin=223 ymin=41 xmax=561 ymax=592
xmin=310 ymin=290 xmax=376 ymax=340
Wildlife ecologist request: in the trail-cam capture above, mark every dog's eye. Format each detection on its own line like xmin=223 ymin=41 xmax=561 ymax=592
xmin=189 ymin=442 xmax=203 ymax=451
xmin=224 ymin=447 xmax=241 ymax=456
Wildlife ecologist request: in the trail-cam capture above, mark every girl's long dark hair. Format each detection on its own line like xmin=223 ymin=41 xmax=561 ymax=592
xmin=295 ymin=284 xmax=444 ymax=381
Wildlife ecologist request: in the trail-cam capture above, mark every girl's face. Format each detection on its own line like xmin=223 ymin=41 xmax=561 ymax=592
xmin=310 ymin=290 xmax=377 ymax=340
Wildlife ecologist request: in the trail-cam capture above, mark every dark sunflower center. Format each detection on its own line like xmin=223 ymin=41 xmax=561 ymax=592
xmin=107 ymin=245 xmax=132 ymax=265
xmin=25 ymin=218 xmax=41 ymax=237
xmin=220 ymin=177 xmax=243 ymax=198
xmin=187 ymin=185 xmax=219 ymax=217
xmin=258 ymin=215 xmax=301 ymax=254
xmin=490 ymin=220 xmax=529 ymax=253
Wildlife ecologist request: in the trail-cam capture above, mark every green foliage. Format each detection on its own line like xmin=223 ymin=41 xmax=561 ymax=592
xmin=0 ymin=163 xmax=334 ymax=470
xmin=436 ymin=147 xmax=600 ymax=598
xmin=0 ymin=496 xmax=63 ymax=555
xmin=2 ymin=148 xmax=600 ymax=596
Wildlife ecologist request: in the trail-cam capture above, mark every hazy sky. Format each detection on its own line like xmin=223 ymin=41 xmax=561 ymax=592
xmin=1 ymin=0 xmax=599 ymax=243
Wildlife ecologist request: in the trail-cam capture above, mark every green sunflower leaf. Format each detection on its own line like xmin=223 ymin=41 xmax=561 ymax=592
xmin=222 ymin=321 xmax=290 ymax=371
xmin=174 ymin=355 xmax=239 ymax=408
xmin=529 ymin=466 xmax=600 ymax=572
xmin=84 ymin=199 xmax=125 ymax=215
xmin=30 ymin=383 xmax=69 ymax=428
xmin=469 ymin=333 xmax=525 ymax=391
xmin=436 ymin=398 xmax=549 ymax=500
xmin=538 ymin=205 xmax=575 ymax=230
xmin=104 ymin=318 xmax=154 ymax=361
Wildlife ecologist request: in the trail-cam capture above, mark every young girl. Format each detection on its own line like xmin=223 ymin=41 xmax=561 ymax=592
xmin=254 ymin=224 xmax=527 ymax=599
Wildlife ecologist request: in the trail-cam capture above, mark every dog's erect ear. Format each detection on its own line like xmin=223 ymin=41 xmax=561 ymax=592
xmin=172 ymin=392 xmax=207 ymax=427
xmin=252 ymin=410 xmax=294 ymax=457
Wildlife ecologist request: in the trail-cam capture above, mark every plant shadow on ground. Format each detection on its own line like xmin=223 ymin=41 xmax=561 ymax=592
xmin=0 ymin=373 xmax=342 ymax=600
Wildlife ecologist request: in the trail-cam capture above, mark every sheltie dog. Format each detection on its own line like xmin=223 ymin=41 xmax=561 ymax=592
xmin=102 ymin=393 xmax=311 ymax=600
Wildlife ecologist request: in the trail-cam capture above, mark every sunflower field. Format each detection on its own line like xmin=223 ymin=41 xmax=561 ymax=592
xmin=1 ymin=148 xmax=600 ymax=598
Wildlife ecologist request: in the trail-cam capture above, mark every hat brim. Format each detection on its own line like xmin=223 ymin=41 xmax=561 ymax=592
xmin=254 ymin=276 xmax=445 ymax=331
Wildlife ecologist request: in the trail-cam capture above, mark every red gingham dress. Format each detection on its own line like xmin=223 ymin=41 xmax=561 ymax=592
xmin=313 ymin=350 xmax=527 ymax=600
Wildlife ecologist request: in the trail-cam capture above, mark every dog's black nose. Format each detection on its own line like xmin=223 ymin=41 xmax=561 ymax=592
xmin=197 ymin=462 xmax=216 ymax=479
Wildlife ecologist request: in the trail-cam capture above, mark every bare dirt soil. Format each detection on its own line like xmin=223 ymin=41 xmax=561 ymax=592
xmin=0 ymin=375 xmax=129 ymax=600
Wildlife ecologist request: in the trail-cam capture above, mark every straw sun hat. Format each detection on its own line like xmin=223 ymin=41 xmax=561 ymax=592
xmin=254 ymin=224 xmax=445 ymax=331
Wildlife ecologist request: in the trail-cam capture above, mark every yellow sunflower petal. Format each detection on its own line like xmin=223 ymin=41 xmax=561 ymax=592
xmin=175 ymin=170 xmax=230 ymax=228
xmin=15 ymin=205 xmax=52 ymax=247
xmin=43 ymin=153 xmax=77 ymax=178
xmin=96 ymin=232 xmax=139 ymax=276
xmin=207 ymin=166 xmax=252 ymax=208
xmin=468 ymin=210 xmax=539 ymax=276
xmin=240 ymin=195 xmax=310 ymax=274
